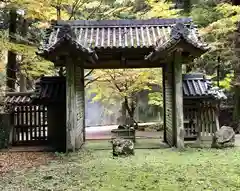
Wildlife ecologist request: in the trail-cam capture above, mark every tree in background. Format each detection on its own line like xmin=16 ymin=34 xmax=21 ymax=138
xmin=6 ymin=9 xmax=17 ymax=91
xmin=0 ymin=0 xmax=58 ymax=91
xmin=189 ymin=2 xmax=240 ymax=125
xmin=86 ymin=69 xmax=163 ymax=127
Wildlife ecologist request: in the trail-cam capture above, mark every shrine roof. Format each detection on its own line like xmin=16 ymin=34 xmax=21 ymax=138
xmin=37 ymin=18 xmax=209 ymax=65
xmin=183 ymin=73 xmax=226 ymax=100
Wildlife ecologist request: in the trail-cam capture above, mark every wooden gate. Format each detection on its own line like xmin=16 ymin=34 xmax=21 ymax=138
xmin=12 ymin=105 xmax=48 ymax=145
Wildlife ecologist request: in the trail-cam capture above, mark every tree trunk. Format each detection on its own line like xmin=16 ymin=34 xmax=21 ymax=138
xmin=232 ymin=0 xmax=240 ymax=5
xmin=57 ymin=5 xmax=61 ymax=20
xmin=124 ymin=96 xmax=138 ymax=128
xmin=6 ymin=9 xmax=17 ymax=92
xmin=134 ymin=0 xmax=147 ymax=12
xmin=183 ymin=0 xmax=191 ymax=14
xmin=26 ymin=78 xmax=34 ymax=90
xmin=186 ymin=65 xmax=192 ymax=73
xmin=19 ymin=74 xmax=27 ymax=92
xmin=121 ymin=102 xmax=127 ymax=124
xmin=175 ymin=0 xmax=191 ymax=14
xmin=19 ymin=18 xmax=28 ymax=92
xmin=233 ymin=85 xmax=240 ymax=121
xmin=233 ymin=22 xmax=240 ymax=124
xmin=7 ymin=52 xmax=16 ymax=92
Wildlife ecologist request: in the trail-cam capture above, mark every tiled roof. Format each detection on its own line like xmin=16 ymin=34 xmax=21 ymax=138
xmin=183 ymin=73 xmax=226 ymax=99
xmin=183 ymin=73 xmax=209 ymax=97
xmin=37 ymin=18 xmax=209 ymax=62
xmin=4 ymin=77 xmax=66 ymax=105
xmin=4 ymin=73 xmax=223 ymax=106
xmin=4 ymin=92 xmax=33 ymax=105
xmin=33 ymin=76 xmax=66 ymax=102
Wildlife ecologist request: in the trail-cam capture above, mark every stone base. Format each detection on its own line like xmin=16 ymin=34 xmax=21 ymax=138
xmin=212 ymin=138 xmax=235 ymax=148
xmin=112 ymin=138 xmax=134 ymax=157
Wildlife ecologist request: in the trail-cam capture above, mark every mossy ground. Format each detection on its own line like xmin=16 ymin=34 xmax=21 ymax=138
xmin=1 ymin=146 xmax=240 ymax=191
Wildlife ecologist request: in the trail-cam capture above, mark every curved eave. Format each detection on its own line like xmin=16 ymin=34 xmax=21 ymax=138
xmin=145 ymin=37 xmax=209 ymax=62
xmin=145 ymin=23 xmax=210 ymax=62
xmin=37 ymin=36 xmax=98 ymax=64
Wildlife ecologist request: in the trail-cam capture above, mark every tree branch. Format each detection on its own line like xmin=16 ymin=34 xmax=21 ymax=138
xmin=68 ymin=0 xmax=86 ymax=20
xmin=84 ymin=76 xmax=101 ymax=87
xmin=109 ymin=74 xmax=123 ymax=92
xmin=84 ymin=69 xmax=94 ymax=78
xmin=86 ymin=0 xmax=103 ymax=19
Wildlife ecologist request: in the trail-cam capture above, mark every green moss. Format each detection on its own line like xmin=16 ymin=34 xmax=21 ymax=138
xmin=1 ymin=148 xmax=240 ymax=190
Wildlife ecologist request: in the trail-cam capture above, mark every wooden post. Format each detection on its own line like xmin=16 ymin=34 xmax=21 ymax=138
xmin=162 ymin=66 xmax=167 ymax=143
xmin=163 ymin=62 xmax=174 ymax=146
xmin=66 ymin=58 xmax=85 ymax=152
xmin=66 ymin=59 xmax=76 ymax=152
xmin=0 ymin=113 xmax=12 ymax=148
xmin=75 ymin=65 xmax=85 ymax=147
xmin=196 ymin=102 xmax=202 ymax=146
xmin=173 ymin=49 xmax=184 ymax=149
xmin=82 ymin=67 xmax=86 ymax=143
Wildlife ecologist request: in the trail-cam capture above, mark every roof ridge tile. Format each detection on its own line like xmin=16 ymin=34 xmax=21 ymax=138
xmin=55 ymin=18 xmax=192 ymax=27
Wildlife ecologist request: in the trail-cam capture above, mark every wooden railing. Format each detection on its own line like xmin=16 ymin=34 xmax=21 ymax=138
xmin=12 ymin=105 xmax=48 ymax=145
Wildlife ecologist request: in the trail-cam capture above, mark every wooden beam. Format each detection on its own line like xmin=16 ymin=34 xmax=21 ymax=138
xmin=6 ymin=91 xmax=34 ymax=96
xmin=84 ymin=60 xmax=165 ymax=69
xmin=55 ymin=59 xmax=165 ymax=69
xmin=173 ymin=49 xmax=185 ymax=149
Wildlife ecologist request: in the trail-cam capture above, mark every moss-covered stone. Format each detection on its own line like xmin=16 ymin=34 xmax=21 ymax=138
xmin=212 ymin=126 xmax=235 ymax=148
xmin=112 ymin=138 xmax=134 ymax=156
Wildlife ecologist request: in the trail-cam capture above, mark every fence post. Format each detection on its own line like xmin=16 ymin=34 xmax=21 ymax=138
xmin=0 ymin=113 xmax=12 ymax=148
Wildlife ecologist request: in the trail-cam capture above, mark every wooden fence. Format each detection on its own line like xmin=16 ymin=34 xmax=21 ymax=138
xmin=198 ymin=103 xmax=219 ymax=141
xmin=12 ymin=105 xmax=48 ymax=145
xmin=184 ymin=106 xmax=198 ymax=140
xmin=183 ymin=102 xmax=219 ymax=142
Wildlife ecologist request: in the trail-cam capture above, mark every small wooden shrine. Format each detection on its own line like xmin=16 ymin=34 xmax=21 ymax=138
xmin=4 ymin=77 xmax=66 ymax=151
xmin=181 ymin=73 xmax=226 ymax=145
